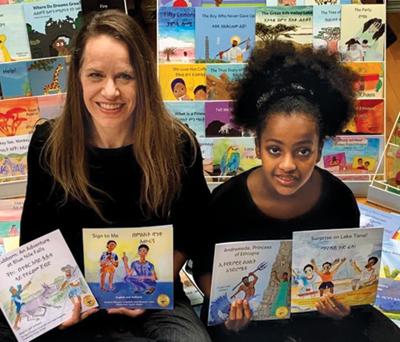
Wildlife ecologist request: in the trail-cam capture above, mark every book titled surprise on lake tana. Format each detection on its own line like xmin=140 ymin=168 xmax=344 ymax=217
xmin=0 ymin=230 xmax=98 ymax=342
xmin=82 ymin=225 xmax=174 ymax=310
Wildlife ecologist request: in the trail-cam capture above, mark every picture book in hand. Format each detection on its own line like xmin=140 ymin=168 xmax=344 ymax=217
xmin=0 ymin=229 xmax=98 ymax=342
xmin=208 ymin=240 xmax=292 ymax=326
xmin=82 ymin=225 xmax=174 ymax=310
xmin=291 ymin=227 xmax=383 ymax=313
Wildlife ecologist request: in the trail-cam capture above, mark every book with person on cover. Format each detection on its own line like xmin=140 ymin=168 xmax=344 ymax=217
xmin=0 ymin=229 xmax=98 ymax=342
xmin=82 ymin=225 xmax=174 ymax=310
xmin=208 ymin=240 xmax=292 ymax=326
xmin=291 ymin=227 xmax=383 ymax=313
xmin=0 ymin=134 xmax=30 ymax=182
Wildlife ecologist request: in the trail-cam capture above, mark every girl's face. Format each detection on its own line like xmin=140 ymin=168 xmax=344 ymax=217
xmin=256 ymin=113 xmax=321 ymax=197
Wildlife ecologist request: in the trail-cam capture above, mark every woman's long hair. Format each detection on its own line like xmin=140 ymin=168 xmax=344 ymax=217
xmin=43 ymin=10 xmax=196 ymax=220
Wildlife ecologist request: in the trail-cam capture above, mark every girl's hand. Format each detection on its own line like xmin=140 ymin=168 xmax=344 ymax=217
xmin=107 ymin=307 xmax=146 ymax=318
xmin=59 ymin=297 xmax=99 ymax=330
xmin=224 ymin=299 xmax=252 ymax=333
xmin=315 ymin=293 xmax=350 ymax=319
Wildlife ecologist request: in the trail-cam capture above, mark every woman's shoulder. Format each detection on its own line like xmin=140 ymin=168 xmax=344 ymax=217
xmin=30 ymin=119 xmax=54 ymax=146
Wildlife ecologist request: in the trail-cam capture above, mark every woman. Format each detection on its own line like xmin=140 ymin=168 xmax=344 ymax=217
xmin=0 ymin=10 xmax=210 ymax=342
xmin=194 ymin=40 xmax=400 ymax=342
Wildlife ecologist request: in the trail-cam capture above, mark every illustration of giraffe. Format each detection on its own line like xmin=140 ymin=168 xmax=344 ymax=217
xmin=43 ymin=64 xmax=63 ymax=95
xmin=0 ymin=34 xmax=12 ymax=62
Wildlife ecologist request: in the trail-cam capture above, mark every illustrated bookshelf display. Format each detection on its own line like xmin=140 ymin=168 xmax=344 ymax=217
xmin=368 ymin=112 xmax=400 ymax=212
xmin=157 ymin=1 xmax=387 ymax=196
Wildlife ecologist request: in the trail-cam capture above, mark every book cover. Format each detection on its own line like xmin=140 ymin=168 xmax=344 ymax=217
xmin=256 ymin=6 xmax=313 ymax=48
xmin=313 ymin=5 xmax=341 ymax=54
xmin=0 ymin=134 xmax=30 ymax=182
xmin=23 ymin=0 xmax=83 ymax=58
xmin=165 ymin=101 xmax=205 ymax=137
xmin=208 ymin=240 xmax=291 ymax=326
xmin=291 ymin=227 xmax=383 ymax=313
xmin=37 ymin=93 xmax=66 ymax=119
xmin=0 ymin=229 xmax=98 ymax=342
xmin=195 ymin=7 xmax=256 ymax=63
xmin=0 ymin=197 xmax=23 ymax=251
xmin=205 ymin=101 xmax=241 ymax=137
xmin=0 ymin=97 xmax=40 ymax=137
xmin=201 ymin=0 xmax=265 ymax=6
xmin=344 ymin=99 xmax=384 ymax=135
xmin=347 ymin=62 xmax=384 ymax=99
xmin=159 ymin=7 xmax=195 ymax=64
xmin=206 ymin=63 xmax=245 ymax=100
xmin=159 ymin=63 xmax=206 ymax=101
xmin=27 ymin=57 xmax=68 ymax=96
xmin=0 ymin=62 xmax=31 ymax=99
xmin=198 ymin=137 xmax=214 ymax=178
xmin=385 ymin=144 xmax=400 ymax=192
xmin=81 ymin=0 xmax=127 ymax=15
xmin=82 ymin=225 xmax=174 ymax=310
xmin=0 ymin=4 xmax=31 ymax=62
xmin=160 ymin=0 xmax=202 ymax=6
xmin=0 ymin=236 xmax=19 ymax=255
xmin=212 ymin=137 xmax=261 ymax=179
xmin=340 ymin=5 xmax=386 ymax=62
xmin=320 ymin=135 xmax=383 ymax=175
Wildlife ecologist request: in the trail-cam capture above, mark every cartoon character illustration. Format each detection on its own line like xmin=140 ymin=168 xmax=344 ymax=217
xmin=0 ymin=34 xmax=12 ymax=62
xmin=220 ymin=145 xmax=240 ymax=176
xmin=43 ymin=64 xmax=63 ymax=95
xmin=123 ymin=244 xmax=158 ymax=295
xmin=9 ymin=281 xmax=31 ymax=329
xmin=270 ymin=271 xmax=289 ymax=317
xmin=206 ymin=72 xmax=236 ymax=100
xmin=100 ymin=240 xmax=119 ymax=291
xmin=193 ymin=85 xmax=207 ymax=100
xmin=344 ymin=38 xmax=363 ymax=62
xmin=311 ymin=258 xmax=346 ymax=296
xmin=60 ymin=264 xmax=85 ymax=304
xmin=350 ymin=257 xmax=379 ymax=290
xmin=293 ymin=263 xmax=318 ymax=296
xmin=218 ymin=36 xmax=250 ymax=63
xmin=171 ymin=78 xmax=192 ymax=101
xmin=51 ymin=35 xmax=71 ymax=56
xmin=230 ymin=272 xmax=258 ymax=301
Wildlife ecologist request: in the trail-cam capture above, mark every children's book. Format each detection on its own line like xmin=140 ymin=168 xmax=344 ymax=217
xmin=208 ymin=240 xmax=292 ymax=326
xmin=0 ymin=197 xmax=23 ymax=244
xmin=291 ymin=227 xmax=383 ymax=313
xmin=198 ymin=137 xmax=214 ymax=178
xmin=81 ymin=0 xmax=127 ymax=15
xmin=0 ymin=4 xmax=31 ymax=62
xmin=201 ymin=0 xmax=265 ymax=6
xmin=0 ymin=97 xmax=40 ymax=137
xmin=0 ymin=62 xmax=31 ymax=99
xmin=205 ymin=101 xmax=241 ymax=137
xmin=165 ymin=101 xmax=205 ymax=137
xmin=205 ymin=63 xmax=245 ymax=101
xmin=319 ymin=135 xmax=383 ymax=177
xmin=347 ymin=62 xmax=384 ymax=99
xmin=313 ymin=5 xmax=341 ymax=54
xmin=82 ymin=225 xmax=174 ymax=310
xmin=256 ymin=7 xmax=313 ymax=48
xmin=159 ymin=7 xmax=196 ymax=64
xmin=195 ymin=7 xmax=256 ymax=63
xmin=0 ymin=134 xmax=30 ymax=182
xmin=212 ymin=137 xmax=260 ymax=179
xmin=340 ymin=5 xmax=386 ymax=62
xmin=23 ymin=0 xmax=82 ymax=58
xmin=37 ymin=93 xmax=66 ymax=119
xmin=0 ymin=236 xmax=19 ymax=255
xmin=344 ymin=99 xmax=384 ymax=135
xmin=159 ymin=63 xmax=206 ymax=101
xmin=0 ymin=229 xmax=98 ymax=342
xmin=27 ymin=57 xmax=68 ymax=96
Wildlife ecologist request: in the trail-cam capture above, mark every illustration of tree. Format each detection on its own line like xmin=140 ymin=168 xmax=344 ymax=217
xmin=0 ymin=108 xmax=27 ymax=137
xmin=256 ymin=23 xmax=298 ymax=42
xmin=163 ymin=47 xmax=177 ymax=62
xmin=28 ymin=59 xmax=56 ymax=72
xmin=314 ymin=27 xmax=340 ymax=53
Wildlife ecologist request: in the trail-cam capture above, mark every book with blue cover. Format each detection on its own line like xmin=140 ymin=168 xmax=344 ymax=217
xmin=165 ymin=101 xmax=205 ymax=137
xmin=313 ymin=5 xmax=341 ymax=54
xmin=0 ymin=62 xmax=31 ymax=99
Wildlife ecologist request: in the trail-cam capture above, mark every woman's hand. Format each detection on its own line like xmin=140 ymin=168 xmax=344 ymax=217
xmin=59 ymin=297 xmax=99 ymax=330
xmin=107 ymin=307 xmax=146 ymax=318
xmin=224 ymin=299 xmax=252 ymax=333
xmin=315 ymin=293 xmax=351 ymax=319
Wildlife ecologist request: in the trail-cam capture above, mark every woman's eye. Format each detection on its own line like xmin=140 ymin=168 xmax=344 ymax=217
xmin=88 ymin=72 xmax=103 ymax=79
xmin=118 ymin=73 xmax=135 ymax=81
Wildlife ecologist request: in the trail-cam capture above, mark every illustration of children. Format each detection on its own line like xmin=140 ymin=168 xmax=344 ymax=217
xmin=350 ymin=256 xmax=379 ymax=290
xmin=193 ymin=85 xmax=207 ymax=100
xmin=329 ymin=156 xmax=340 ymax=167
xmin=60 ymin=265 xmax=84 ymax=304
xmin=100 ymin=240 xmax=119 ymax=291
xmin=171 ymin=78 xmax=192 ymax=101
xmin=8 ymin=224 xmax=19 ymax=237
xmin=270 ymin=271 xmax=289 ymax=316
xmin=123 ymin=244 xmax=157 ymax=295
xmin=293 ymin=264 xmax=318 ymax=296
xmin=230 ymin=272 xmax=258 ymax=301
xmin=311 ymin=258 xmax=346 ymax=296
xmin=9 ymin=281 xmax=31 ymax=330
xmin=356 ymin=157 xmax=368 ymax=170
xmin=364 ymin=160 xmax=370 ymax=171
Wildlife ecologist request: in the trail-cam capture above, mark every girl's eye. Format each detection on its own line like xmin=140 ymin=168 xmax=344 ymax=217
xmin=267 ymin=146 xmax=281 ymax=155
xmin=297 ymin=148 xmax=311 ymax=157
